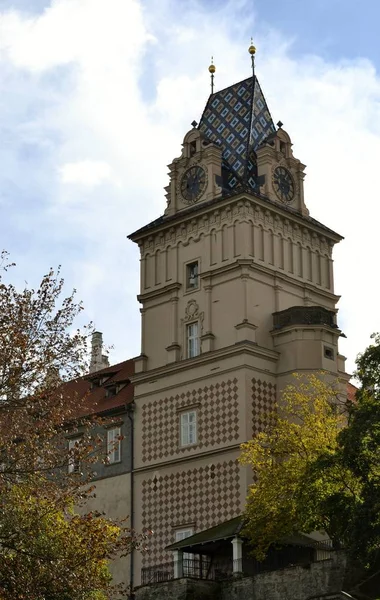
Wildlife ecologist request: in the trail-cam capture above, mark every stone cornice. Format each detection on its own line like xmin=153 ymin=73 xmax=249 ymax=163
xmin=129 ymin=191 xmax=342 ymax=256
xmin=130 ymin=340 xmax=279 ymax=387
xmin=133 ymin=443 xmax=241 ymax=473
xmin=137 ymin=282 xmax=181 ymax=303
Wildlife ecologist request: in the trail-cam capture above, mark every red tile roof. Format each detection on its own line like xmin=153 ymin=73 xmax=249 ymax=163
xmin=347 ymin=381 xmax=358 ymax=404
xmin=62 ymin=359 xmax=134 ymax=418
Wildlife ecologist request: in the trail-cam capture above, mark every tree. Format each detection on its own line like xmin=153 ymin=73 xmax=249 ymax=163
xmin=240 ymin=339 xmax=380 ymax=593
xmin=239 ymin=374 xmax=349 ymax=560
xmin=0 ymin=253 xmax=146 ymax=600
xmin=323 ymin=334 xmax=380 ymax=576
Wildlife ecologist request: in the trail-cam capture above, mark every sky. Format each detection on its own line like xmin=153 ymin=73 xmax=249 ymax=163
xmin=0 ymin=0 xmax=379 ymax=376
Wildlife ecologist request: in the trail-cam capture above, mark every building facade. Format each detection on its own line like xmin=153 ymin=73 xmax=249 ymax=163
xmin=128 ymin=59 xmax=348 ymax=587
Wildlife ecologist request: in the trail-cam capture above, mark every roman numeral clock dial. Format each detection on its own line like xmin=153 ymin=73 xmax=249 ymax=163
xmin=180 ymin=166 xmax=207 ymax=204
xmin=273 ymin=166 xmax=295 ymax=203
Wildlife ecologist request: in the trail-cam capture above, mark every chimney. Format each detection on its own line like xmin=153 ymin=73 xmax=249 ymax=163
xmin=90 ymin=331 xmax=110 ymax=373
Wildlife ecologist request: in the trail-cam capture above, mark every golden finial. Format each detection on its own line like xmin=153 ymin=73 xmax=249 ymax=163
xmin=248 ymin=38 xmax=256 ymax=76
xmin=248 ymin=37 xmax=256 ymax=55
xmin=208 ymin=56 xmax=216 ymax=93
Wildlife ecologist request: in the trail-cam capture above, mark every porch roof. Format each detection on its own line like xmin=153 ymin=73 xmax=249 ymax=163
xmin=166 ymin=516 xmax=245 ymax=552
xmin=166 ymin=516 xmax=331 ymax=555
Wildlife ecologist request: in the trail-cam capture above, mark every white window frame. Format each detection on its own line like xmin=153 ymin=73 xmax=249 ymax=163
xmin=107 ymin=427 xmax=121 ymax=464
xmin=68 ymin=437 xmax=81 ymax=474
xmin=180 ymin=410 xmax=197 ymax=447
xmin=186 ymin=261 xmax=199 ymax=290
xmin=175 ymin=528 xmax=194 ymax=575
xmin=186 ymin=322 xmax=200 ymax=358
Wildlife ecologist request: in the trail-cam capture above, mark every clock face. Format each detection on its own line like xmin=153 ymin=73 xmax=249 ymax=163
xmin=273 ymin=166 xmax=295 ymax=203
xmin=180 ymin=166 xmax=207 ymax=204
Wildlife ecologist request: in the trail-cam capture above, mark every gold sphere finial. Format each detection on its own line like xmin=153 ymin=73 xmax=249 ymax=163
xmin=248 ymin=37 xmax=256 ymax=55
xmin=208 ymin=56 xmax=216 ymax=74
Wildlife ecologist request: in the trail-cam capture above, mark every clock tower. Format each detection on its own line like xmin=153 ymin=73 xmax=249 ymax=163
xmin=128 ymin=49 xmax=348 ymax=586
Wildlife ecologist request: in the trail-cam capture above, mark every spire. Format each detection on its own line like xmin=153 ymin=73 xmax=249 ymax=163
xmin=248 ymin=38 xmax=256 ymax=77
xmin=208 ymin=56 xmax=216 ymax=94
xmin=198 ymin=45 xmax=275 ymax=194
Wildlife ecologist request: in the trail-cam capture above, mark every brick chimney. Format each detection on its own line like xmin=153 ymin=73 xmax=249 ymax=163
xmin=89 ymin=331 xmax=110 ymax=373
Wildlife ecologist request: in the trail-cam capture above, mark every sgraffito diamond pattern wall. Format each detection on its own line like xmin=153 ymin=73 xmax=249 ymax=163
xmin=252 ymin=377 xmax=277 ymax=436
xmin=141 ymin=460 xmax=241 ymax=566
xmin=141 ymin=379 xmax=240 ymax=463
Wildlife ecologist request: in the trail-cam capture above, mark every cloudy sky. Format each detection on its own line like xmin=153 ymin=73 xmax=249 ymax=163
xmin=1 ymin=0 xmax=379 ymax=375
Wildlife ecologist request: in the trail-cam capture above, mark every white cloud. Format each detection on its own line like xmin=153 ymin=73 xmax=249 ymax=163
xmin=1 ymin=0 xmax=379 ymax=375
xmin=59 ymin=160 xmax=113 ymax=187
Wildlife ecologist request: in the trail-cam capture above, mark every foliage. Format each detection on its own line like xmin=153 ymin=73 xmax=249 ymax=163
xmin=326 ymin=334 xmax=380 ymax=574
xmin=0 ymin=253 xmax=146 ymax=600
xmin=241 ymin=336 xmax=380 ymax=586
xmin=239 ymin=375 xmax=348 ymax=559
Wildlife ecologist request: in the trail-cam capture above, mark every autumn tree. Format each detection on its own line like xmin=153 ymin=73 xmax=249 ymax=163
xmin=239 ymin=374 xmax=350 ymax=559
xmin=240 ymin=341 xmax=380 ymax=593
xmin=0 ymin=252 xmax=145 ymax=600
xmin=320 ymin=334 xmax=380 ymax=582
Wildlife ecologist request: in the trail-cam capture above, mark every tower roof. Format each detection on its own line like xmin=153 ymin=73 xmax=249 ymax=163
xmin=199 ymin=75 xmax=276 ymax=193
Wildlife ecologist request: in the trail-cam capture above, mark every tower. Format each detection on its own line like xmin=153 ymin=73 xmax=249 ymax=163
xmin=128 ymin=49 xmax=347 ymax=585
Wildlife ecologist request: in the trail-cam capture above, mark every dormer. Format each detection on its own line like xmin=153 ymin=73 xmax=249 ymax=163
xmin=164 ymin=126 xmax=223 ymax=217
xmin=256 ymin=126 xmax=309 ymax=216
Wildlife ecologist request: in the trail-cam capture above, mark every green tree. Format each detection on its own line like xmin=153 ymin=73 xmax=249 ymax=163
xmin=323 ymin=334 xmax=380 ymax=575
xmin=0 ymin=253 xmax=146 ymax=600
xmin=239 ymin=374 xmax=350 ymax=559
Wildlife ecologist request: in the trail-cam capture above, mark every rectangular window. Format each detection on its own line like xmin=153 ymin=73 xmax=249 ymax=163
xmin=186 ymin=262 xmax=199 ymax=290
xmin=186 ymin=322 xmax=199 ymax=358
xmin=107 ymin=427 xmax=121 ymax=464
xmin=180 ymin=411 xmax=197 ymax=446
xmin=68 ymin=438 xmax=81 ymax=474
xmin=175 ymin=528 xmax=194 ymax=575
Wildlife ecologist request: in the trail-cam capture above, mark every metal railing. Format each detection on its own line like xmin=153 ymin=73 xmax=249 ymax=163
xmin=141 ymin=541 xmax=335 ymax=586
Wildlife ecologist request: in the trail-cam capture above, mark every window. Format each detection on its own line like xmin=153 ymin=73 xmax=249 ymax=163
xmin=107 ymin=427 xmax=121 ymax=464
xmin=180 ymin=411 xmax=197 ymax=446
xmin=186 ymin=322 xmax=199 ymax=358
xmin=324 ymin=346 xmax=334 ymax=360
xmin=175 ymin=528 xmax=194 ymax=575
xmin=68 ymin=438 xmax=81 ymax=474
xmin=186 ymin=262 xmax=199 ymax=290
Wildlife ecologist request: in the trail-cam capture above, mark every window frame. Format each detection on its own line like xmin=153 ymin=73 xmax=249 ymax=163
xmin=175 ymin=527 xmax=195 ymax=575
xmin=186 ymin=321 xmax=200 ymax=358
xmin=185 ymin=261 xmax=199 ymax=291
xmin=107 ymin=426 xmax=122 ymax=464
xmin=180 ymin=410 xmax=197 ymax=447
xmin=68 ymin=437 xmax=81 ymax=474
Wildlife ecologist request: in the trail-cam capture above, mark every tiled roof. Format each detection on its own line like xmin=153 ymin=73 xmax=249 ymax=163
xmin=347 ymin=382 xmax=358 ymax=404
xmin=199 ymin=75 xmax=276 ymax=192
xmin=62 ymin=359 xmax=134 ymax=418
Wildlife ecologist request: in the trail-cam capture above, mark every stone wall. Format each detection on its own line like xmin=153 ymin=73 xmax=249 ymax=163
xmin=221 ymin=553 xmax=346 ymax=600
xmin=135 ymin=552 xmax=346 ymax=600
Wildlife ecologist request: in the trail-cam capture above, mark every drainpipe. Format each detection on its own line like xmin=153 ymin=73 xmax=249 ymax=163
xmin=126 ymin=403 xmax=135 ymax=595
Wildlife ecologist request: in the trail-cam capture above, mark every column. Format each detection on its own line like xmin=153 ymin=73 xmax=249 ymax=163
xmin=231 ymin=536 xmax=243 ymax=574
xmin=166 ymin=295 xmax=180 ymax=363
xmin=201 ymin=282 xmax=215 ymax=352
xmin=173 ymin=550 xmax=184 ymax=579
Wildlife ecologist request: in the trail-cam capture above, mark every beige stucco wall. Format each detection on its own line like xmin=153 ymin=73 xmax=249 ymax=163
xmin=138 ymin=193 xmax=338 ymax=372
xmin=84 ymin=473 xmax=132 ymax=589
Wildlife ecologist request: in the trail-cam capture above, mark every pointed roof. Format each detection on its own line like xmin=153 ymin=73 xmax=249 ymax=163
xmin=199 ymin=75 xmax=275 ymax=193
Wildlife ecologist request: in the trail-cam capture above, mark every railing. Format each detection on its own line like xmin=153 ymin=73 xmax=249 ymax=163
xmin=141 ymin=561 xmax=175 ymax=586
xmin=273 ymin=306 xmax=337 ymax=330
xmin=141 ymin=541 xmax=335 ymax=586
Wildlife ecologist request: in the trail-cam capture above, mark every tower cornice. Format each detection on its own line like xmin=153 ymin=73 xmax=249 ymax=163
xmin=128 ymin=190 xmax=342 ymax=255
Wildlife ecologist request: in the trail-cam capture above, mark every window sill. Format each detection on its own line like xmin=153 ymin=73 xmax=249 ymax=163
xmin=178 ymin=442 xmax=198 ymax=450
